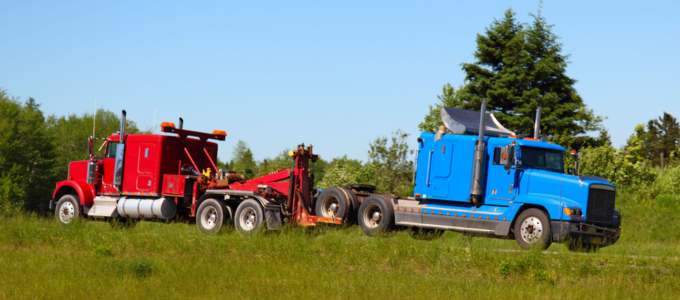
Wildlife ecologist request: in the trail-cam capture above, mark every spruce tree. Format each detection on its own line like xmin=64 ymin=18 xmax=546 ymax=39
xmin=421 ymin=9 xmax=600 ymax=145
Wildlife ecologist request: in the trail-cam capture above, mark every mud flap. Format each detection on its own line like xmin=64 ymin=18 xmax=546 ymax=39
xmin=264 ymin=205 xmax=283 ymax=230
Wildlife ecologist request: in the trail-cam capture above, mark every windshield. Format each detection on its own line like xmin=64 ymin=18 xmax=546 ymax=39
xmin=521 ymin=147 xmax=565 ymax=173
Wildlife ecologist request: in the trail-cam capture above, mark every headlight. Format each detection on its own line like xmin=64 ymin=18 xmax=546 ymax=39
xmin=563 ymin=207 xmax=582 ymax=216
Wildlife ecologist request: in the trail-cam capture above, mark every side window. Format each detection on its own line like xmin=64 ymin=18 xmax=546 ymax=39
xmin=106 ymin=142 xmax=118 ymax=158
xmin=493 ymin=147 xmax=502 ymax=165
xmin=493 ymin=146 xmax=515 ymax=166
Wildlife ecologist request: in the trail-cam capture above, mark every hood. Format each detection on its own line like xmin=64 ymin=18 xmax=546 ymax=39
xmin=523 ymin=169 xmax=615 ymax=211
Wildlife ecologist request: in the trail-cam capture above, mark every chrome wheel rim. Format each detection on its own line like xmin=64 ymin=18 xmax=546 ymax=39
xmin=239 ymin=207 xmax=257 ymax=231
xmin=520 ymin=216 xmax=544 ymax=244
xmin=200 ymin=206 xmax=218 ymax=230
xmin=363 ymin=204 xmax=382 ymax=229
xmin=58 ymin=201 xmax=75 ymax=224
xmin=322 ymin=197 xmax=340 ymax=218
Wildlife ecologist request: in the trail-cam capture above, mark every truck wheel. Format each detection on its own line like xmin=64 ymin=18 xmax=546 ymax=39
xmin=54 ymin=194 xmax=80 ymax=225
xmin=196 ymin=198 xmax=229 ymax=234
xmin=514 ymin=208 xmax=552 ymax=250
xmin=314 ymin=187 xmax=351 ymax=222
xmin=234 ymin=199 xmax=264 ymax=234
xmin=357 ymin=196 xmax=394 ymax=236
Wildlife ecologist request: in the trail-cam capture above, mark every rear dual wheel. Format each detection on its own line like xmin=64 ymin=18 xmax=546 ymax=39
xmin=357 ymin=196 xmax=394 ymax=236
xmin=234 ymin=199 xmax=265 ymax=234
xmin=314 ymin=187 xmax=353 ymax=224
xmin=196 ymin=198 xmax=232 ymax=234
xmin=197 ymin=198 xmax=265 ymax=234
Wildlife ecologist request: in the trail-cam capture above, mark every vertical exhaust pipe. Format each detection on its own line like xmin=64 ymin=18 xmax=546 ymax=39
xmin=533 ymin=107 xmax=541 ymax=140
xmin=470 ymin=100 xmax=487 ymax=205
xmin=114 ymin=110 xmax=127 ymax=188
xmin=179 ymin=117 xmax=184 ymax=130
xmin=119 ymin=110 xmax=127 ymax=143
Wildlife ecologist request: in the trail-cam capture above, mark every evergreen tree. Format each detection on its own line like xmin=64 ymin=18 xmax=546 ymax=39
xmin=0 ymin=92 xmax=57 ymax=212
xmin=646 ymin=112 xmax=680 ymax=167
xmin=229 ymin=141 xmax=258 ymax=178
xmin=418 ymin=83 xmax=459 ymax=132
xmin=422 ymin=10 xmax=600 ymax=145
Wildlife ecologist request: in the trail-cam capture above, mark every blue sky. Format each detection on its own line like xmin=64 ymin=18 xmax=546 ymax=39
xmin=1 ymin=1 xmax=678 ymax=162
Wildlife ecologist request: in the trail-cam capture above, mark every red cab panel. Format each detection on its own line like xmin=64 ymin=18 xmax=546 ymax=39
xmin=162 ymin=174 xmax=186 ymax=196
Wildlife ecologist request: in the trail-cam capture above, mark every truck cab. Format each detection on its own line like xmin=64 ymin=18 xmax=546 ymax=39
xmin=356 ymin=104 xmax=621 ymax=251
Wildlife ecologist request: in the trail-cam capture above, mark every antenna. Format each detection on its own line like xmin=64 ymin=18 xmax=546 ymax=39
xmin=92 ymin=100 xmax=97 ymax=139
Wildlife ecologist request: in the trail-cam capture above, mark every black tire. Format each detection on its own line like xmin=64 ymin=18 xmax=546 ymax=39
xmin=357 ymin=195 xmax=394 ymax=236
xmin=567 ymin=238 xmax=600 ymax=253
xmin=513 ymin=208 xmax=552 ymax=250
xmin=196 ymin=198 xmax=229 ymax=234
xmin=409 ymin=227 xmax=445 ymax=240
xmin=314 ymin=187 xmax=351 ymax=222
xmin=54 ymin=194 xmax=81 ymax=225
xmin=234 ymin=199 xmax=265 ymax=234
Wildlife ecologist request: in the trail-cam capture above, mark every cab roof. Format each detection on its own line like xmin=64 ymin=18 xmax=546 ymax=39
xmin=514 ymin=138 xmax=565 ymax=151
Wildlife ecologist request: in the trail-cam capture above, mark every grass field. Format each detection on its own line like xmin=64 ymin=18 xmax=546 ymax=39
xmin=2 ymin=190 xmax=680 ymax=299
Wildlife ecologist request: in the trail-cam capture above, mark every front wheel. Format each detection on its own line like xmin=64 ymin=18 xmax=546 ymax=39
xmin=513 ymin=208 xmax=552 ymax=250
xmin=54 ymin=194 xmax=81 ymax=225
xmin=357 ymin=196 xmax=394 ymax=236
xmin=234 ymin=199 xmax=265 ymax=234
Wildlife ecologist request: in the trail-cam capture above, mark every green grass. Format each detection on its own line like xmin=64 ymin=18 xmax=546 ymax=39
xmin=2 ymin=192 xmax=680 ymax=299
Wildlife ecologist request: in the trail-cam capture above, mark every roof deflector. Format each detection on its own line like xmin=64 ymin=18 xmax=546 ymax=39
xmin=440 ymin=107 xmax=516 ymax=137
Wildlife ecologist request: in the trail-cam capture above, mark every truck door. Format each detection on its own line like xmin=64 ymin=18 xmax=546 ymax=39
xmin=428 ymin=139 xmax=454 ymax=199
xmin=485 ymin=145 xmax=516 ymax=206
xmin=135 ymin=143 xmax=157 ymax=193
xmin=100 ymin=142 xmax=119 ymax=194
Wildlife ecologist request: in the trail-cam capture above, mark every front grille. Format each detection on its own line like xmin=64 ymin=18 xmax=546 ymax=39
xmin=587 ymin=187 xmax=615 ymax=225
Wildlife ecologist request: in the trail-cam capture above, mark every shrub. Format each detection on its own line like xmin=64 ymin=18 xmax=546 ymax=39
xmin=578 ymin=145 xmax=656 ymax=187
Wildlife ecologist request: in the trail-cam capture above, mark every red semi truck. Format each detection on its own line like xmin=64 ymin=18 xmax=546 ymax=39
xmin=50 ymin=111 xmax=349 ymax=232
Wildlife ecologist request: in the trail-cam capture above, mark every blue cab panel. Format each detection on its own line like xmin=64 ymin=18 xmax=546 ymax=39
xmin=413 ymin=132 xmax=478 ymax=202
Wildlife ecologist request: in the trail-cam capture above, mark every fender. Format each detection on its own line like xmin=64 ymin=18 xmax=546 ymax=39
xmin=52 ymin=180 xmax=96 ymax=206
xmin=514 ymin=194 xmax=564 ymax=221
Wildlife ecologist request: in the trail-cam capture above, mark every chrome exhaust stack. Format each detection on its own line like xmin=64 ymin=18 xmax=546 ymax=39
xmin=470 ymin=100 xmax=487 ymax=205
xmin=534 ymin=107 xmax=542 ymax=140
xmin=113 ymin=110 xmax=127 ymax=188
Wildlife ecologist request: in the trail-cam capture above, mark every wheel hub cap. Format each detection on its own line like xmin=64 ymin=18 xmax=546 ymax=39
xmin=58 ymin=202 xmax=75 ymax=224
xmin=201 ymin=207 xmax=218 ymax=230
xmin=520 ymin=216 xmax=544 ymax=244
xmin=240 ymin=208 xmax=257 ymax=231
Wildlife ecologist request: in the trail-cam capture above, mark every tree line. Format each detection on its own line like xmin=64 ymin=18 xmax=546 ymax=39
xmin=0 ymin=89 xmax=414 ymax=213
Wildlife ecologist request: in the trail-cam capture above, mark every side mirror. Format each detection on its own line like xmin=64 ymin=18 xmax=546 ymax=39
xmin=500 ymin=145 xmax=514 ymax=171
xmin=569 ymin=150 xmax=580 ymax=175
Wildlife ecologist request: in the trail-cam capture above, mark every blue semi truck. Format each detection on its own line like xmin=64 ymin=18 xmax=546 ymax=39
xmin=320 ymin=102 xmax=621 ymax=251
